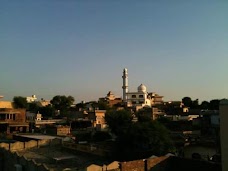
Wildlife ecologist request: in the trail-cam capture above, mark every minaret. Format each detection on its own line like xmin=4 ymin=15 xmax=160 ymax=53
xmin=122 ymin=68 xmax=128 ymax=102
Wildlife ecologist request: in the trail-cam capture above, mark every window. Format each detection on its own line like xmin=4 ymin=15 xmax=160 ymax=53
xmin=139 ymin=95 xmax=144 ymax=98
xmin=132 ymin=95 xmax=136 ymax=98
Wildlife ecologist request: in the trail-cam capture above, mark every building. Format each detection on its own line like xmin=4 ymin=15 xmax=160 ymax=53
xmin=148 ymin=92 xmax=164 ymax=106
xmin=0 ymin=101 xmax=14 ymax=109
xmin=46 ymin=125 xmax=71 ymax=136
xmin=122 ymin=68 xmax=129 ymax=103
xmin=219 ymin=99 xmax=228 ymax=171
xmin=92 ymin=110 xmax=107 ymax=130
xmin=36 ymin=98 xmax=50 ymax=107
xmin=26 ymin=111 xmax=43 ymax=122
xmin=26 ymin=95 xmax=37 ymax=103
xmin=99 ymin=91 xmax=122 ymax=108
xmin=105 ymin=91 xmax=122 ymax=107
xmin=0 ymin=108 xmax=29 ymax=134
xmin=126 ymin=84 xmax=152 ymax=108
xmin=122 ymin=68 xmax=163 ymax=109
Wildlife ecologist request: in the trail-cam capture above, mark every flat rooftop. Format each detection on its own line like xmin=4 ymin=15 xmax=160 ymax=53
xmin=15 ymin=134 xmax=61 ymax=140
xmin=17 ymin=146 xmax=111 ymax=171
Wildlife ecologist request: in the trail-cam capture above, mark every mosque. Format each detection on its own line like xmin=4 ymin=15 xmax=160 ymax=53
xmin=122 ymin=68 xmax=163 ymax=109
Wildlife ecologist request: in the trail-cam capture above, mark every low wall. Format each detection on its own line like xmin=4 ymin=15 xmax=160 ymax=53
xmin=62 ymin=142 xmax=109 ymax=157
xmin=0 ymin=139 xmax=59 ymax=152
xmin=117 ymin=156 xmax=221 ymax=171
xmin=147 ymin=156 xmax=169 ymax=171
xmin=0 ymin=148 xmax=52 ymax=171
xmin=120 ymin=159 xmax=145 ymax=171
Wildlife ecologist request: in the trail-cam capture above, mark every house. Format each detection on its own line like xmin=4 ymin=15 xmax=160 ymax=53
xmin=0 ymin=108 xmax=29 ymax=134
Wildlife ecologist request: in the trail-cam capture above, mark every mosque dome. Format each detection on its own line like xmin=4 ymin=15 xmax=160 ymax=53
xmin=138 ymin=84 xmax=147 ymax=93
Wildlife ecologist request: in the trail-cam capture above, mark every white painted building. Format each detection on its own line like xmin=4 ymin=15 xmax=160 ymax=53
xmin=26 ymin=95 xmax=37 ymax=103
xmin=122 ymin=68 xmax=163 ymax=109
xmin=126 ymin=84 xmax=151 ymax=108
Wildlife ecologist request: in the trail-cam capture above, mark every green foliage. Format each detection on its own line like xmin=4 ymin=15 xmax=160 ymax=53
xmin=92 ymin=131 xmax=111 ymax=142
xmin=13 ymin=96 xmax=28 ymax=109
xmin=50 ymin=95 xmax=74 ymax=115
xmin=97 ymin=101 xmax=110 ymax=110
xmin=209 ymin=99 xmax=220 ymax=110
xmin=201 ymin=101 xmax=210 ymax=110
xmin=28 ymin=102 xmax=39 ymax=112
xmin=38 ymin=105 xmax=55 ymax=118
xmin=75 ymin=132 xmax=92 ymax=142
xmin=105 ymin=109 xmax=133 ymax=136
xmin=116 ymin=121 xmax=174 ymax=160
xmin=182 ymin=97 xmax=192 ymax=107
xmin=135 ymin=107 xmax=152 ymax=122
xmin=163 ymin=102 xmax=182 ymax=115
xmin=192 ymin=99 xmax=199 ymax=108
xmin=105 ymin=109 xmax=173 ymax=160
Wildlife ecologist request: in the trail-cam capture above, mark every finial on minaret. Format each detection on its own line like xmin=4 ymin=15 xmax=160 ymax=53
xmin=122 ymin=68 xmax=128 ymax=102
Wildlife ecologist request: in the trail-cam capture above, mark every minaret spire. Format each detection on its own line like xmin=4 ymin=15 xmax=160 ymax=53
xmin=122 ymin=68 xmax=128 ymax=102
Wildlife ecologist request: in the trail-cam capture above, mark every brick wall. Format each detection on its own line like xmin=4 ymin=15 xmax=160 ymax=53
xmin=147 ymin=156 xmax=169 ymax=171
xmin=120 ymin=159 xmax=145 ymax=171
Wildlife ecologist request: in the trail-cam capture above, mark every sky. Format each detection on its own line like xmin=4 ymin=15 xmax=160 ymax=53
xmin=1 ymin=0 xmax=228 ymax=103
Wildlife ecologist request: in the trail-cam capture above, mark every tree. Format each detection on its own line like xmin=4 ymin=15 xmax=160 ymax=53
xmin=105 ymin=109 xmax=174 ymax=160
xmin=131 ymin=121 xmax=173 ymax=155
xmin=135 ymin=107 xmax=152 ymax=122
xmin=105 ymin=109 xmax=133 ymax=136
xmin=50 ymin=95 xmax=74 ymax=115
xmin=97 ymin=101 xmax=110 ymax=110
xmin=209 ymin=99 xmax=220 ymax=110
xmin=13 ymin=96 xmax=28 ymax=109
xmin=182 ymin=97 xmax=192 ymax=107
xmin=192 ymin=99 xmax=199 ymax=109
xmin=92 ymin=131 xmax=112 ymax=142
xmin=200 ymin=101 xmax=210 ymax=110
xmin=28 ymin=102 xmax=39 ymax=112
xmin=38 ymin=105 xmax=55 ymax=118
xmin=116 ymin=121 xmax=174 ymax=160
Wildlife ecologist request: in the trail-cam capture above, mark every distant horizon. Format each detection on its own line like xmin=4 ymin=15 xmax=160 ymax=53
xmin=1 ymin=1 xmax=227 ymax=103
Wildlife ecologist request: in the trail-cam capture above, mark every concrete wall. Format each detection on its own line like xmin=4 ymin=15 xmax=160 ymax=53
xmin=106 ymin=161 xmax=119 ymax=170
xmin=0 ymin=101 xmax=13 ymax=108
xmin=220 ymin=100 xmax=228 ymax=171
xmin=0 ymin=139 xmax=58 ymax=151
xmin=0 ymin=139 xmax=60 ymax=171
xmin=0 ymin=148 xmax=52 ymax=171
xmin=118 ymin=156 xmax=221 ymax=171
xmin=87 ymin=164 xmax=103 ymax=171
xmin=62 ymin=142 xmax=109 ymax=157
xmin=120 ymin=159 xmax=145 ymax=171
xmin=86 ymin=162 xmax=119 ymax=171
xmin=147 ymin=156 xmax=169 ymax=171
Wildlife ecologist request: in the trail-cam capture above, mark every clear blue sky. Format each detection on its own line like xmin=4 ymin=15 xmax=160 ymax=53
xmin=1 ymin=0 xmax=228 ymax=103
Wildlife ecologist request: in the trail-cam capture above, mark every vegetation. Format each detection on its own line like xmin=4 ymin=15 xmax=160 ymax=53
xmin=13 ymin=96 xmax=28 ymax=109
xmin=182 ymin=96 xmax=222 ymax=110
xmin=92 ymin=131 xmax=112 ymax=142
xmin=105 ymin=109 xmax=133 ymax=136
xmin=105 ymin=109 xmax=174 ymax=160
xmin=38 ymin=105 xmax=55 ymax=118
xmin=50 ymin=95 xmax=74 ymax=115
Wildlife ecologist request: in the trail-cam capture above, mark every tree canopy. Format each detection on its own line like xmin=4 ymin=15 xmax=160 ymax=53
xmin=105 ymin=109 xmax=132 ymax=136
xmin=135 ymin=107 xmax=152 ymax=122
xmin=13 ymin=96 xmax=28 ymax=109
xmin=105 ymin=109 xmax=174 ymax=160
xmin=38 ymin=105 xmax=55 ymax=118
xmin=182 ymin=97 xmax=192 ymax=107
xmin=50 ymin=95 xmax=74 ymax=115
